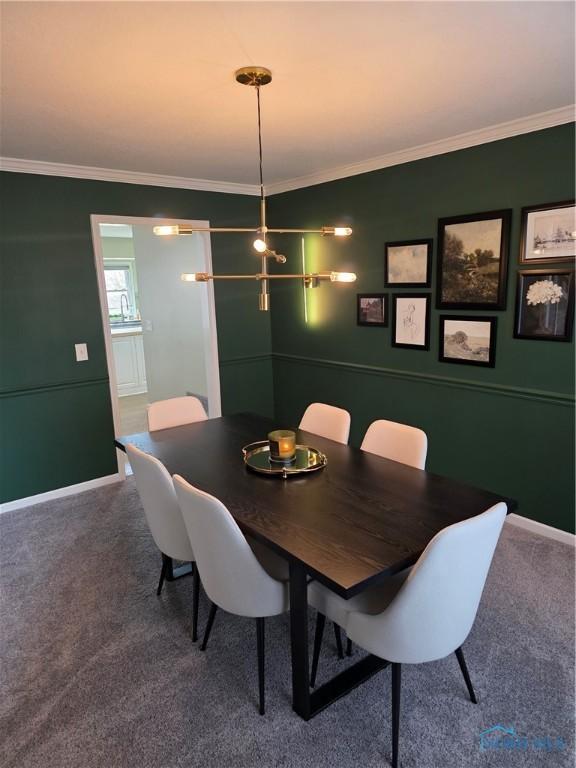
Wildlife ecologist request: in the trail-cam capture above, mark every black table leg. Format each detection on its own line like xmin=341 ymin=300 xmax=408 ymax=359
xmin=289 ymin=561 xmax=312 ymax=720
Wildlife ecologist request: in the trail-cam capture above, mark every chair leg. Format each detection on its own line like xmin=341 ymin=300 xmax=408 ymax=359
xmin=346 ymin=637 xmax=353 ymax=656
xmin=391 ymin=663 xmax=401 ymax=768
xmin=333 ymin=622 xmax=344 ymax=659
xmin=156 ymin=553 xmax=170 ymax=596
xmin=310 ymin=612 xmax=326 ymax=688
xmin=455 ymin=646 xmax=478 ymax=704
xmin=191 ymin=563 xmax=200 ymax=643
xmin=256 ymin=618 xmax=265 ymax=715
xmin=200 ymin=602 xmax=218 ymax=651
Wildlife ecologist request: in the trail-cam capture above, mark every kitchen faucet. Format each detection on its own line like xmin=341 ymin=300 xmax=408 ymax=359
xmin=120 ymin=293 xmax=130 ymax=322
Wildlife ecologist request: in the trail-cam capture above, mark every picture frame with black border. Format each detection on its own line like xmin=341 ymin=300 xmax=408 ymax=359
xmin=391 ymin=293 xmax=430 ymax=350
xmin=439 ymin=315 xmax=497 ymax=368
xmin=357 ymin=293 xmax=388 ymax=327
xmin=436 ymin=209 xmax=511 ymax=310
xmin=513 ymin=269 xmax=574 ymax=342
xmin=519 ymin=201 xmax=575 ymax=265
xmin=384 ymin=239 xmax=433 ymax=288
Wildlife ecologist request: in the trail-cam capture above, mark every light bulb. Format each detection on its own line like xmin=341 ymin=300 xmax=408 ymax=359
xmin=322 ymin=226 xmax=353 ymax=237
xmin=330 ymin=271 xmax=357 ymax=283
xmin=253 ymin=238 xmax=267 ymax=253
xmin=154 ymin=225 xmax=179 ymax=236
xmin=181 ymin=272 xmax=209 ymax=282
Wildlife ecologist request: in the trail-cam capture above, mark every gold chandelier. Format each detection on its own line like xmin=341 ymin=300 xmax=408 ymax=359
xmin=153 ymin=66 xmax=356 ymax=311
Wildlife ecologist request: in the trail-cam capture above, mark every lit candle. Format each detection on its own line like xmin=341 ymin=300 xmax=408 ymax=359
xmin=268 ymin=430 xmax=296 ymax=462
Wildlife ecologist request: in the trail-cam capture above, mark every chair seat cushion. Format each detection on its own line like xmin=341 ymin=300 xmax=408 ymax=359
xmin=308 ymin=568 xmax=411 ymax=630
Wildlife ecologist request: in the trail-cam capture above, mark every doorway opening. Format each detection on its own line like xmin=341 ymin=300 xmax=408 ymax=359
xmin=91 ymin=215 xmax=221 ymax=476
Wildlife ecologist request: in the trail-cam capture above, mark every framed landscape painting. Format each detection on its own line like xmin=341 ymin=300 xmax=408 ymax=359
xmin=391 ymin=294 xmax=430 ymax=350
xmin=439 ymin=316 xmax=497 ymax=367
xmin=384 ymin=239 xmax=432 ymax=287
xmin=514 ymin=269 xmax=574 ymax=342
xmin=357 ymin=294 xmax=388 ymax=326
xmin=519 ymin=201 xmax=576 ymax=264
xmin=437 ymin=210 xmax=511 ymax=310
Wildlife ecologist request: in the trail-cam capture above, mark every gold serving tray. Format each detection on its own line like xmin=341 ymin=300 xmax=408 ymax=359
xmin=242 ymin=440 xmax=327 ymax=478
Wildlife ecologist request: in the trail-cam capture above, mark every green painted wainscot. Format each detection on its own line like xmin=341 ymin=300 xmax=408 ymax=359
xmin=267 ymin=124 xmax=575 ymax=533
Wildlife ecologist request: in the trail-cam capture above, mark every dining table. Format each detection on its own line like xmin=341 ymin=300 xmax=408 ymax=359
xmin=115 ymin=412 xmax=516 ymax=721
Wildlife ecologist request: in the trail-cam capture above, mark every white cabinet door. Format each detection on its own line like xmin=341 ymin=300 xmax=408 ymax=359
xmin=112 ymin=335 xmax=147 ymax=396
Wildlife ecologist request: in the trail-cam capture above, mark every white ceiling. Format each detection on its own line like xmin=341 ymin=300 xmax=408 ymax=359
xmin=1 ymin=1 xmax=574 ymax=189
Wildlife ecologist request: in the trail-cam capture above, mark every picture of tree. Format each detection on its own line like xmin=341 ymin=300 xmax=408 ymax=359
xmin=437 ymin=211 xmax=510 ymax=309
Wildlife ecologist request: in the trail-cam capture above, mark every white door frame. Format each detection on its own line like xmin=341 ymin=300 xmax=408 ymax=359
xmin=90 ymin=214 xmax=222 ymax=477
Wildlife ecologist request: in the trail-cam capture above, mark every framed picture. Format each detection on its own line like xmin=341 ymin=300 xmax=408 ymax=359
xmin=384 ymin=239 xmax=432 ymax=287
xmin=357 ymin=293 xmax=388 ymax=326
xmin=391 ymin=294 xmax=430 ymax=350
xmin=439 ymin=316 xmax=497 ymax=367
xmin=514 ymin=269 xmax=574 ymax=342
xmin=437 ymin=209 xmax=511 ymax=310
xmin=519 ymin=201 xmax=576 ymax=264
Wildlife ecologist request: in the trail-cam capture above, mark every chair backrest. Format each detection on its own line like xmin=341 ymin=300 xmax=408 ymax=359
xmin=126 ymin=444 xmax=194 ymax=563
xmin=299 ymin=403 xmax=351 ymax=445
xmin=347 ymin=503 xmax=507 ymax=663
xmin=361 ymin=419 xmax=428 ymax=470
xmin=147 ymin=396 xmax=207 ymax=432
xmin=173 ymin=475 xmax=286 ymax=618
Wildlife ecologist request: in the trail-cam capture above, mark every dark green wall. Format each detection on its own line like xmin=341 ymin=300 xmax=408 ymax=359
xmin=267 ymin=124 xmax=575 ymax=533
xmin=0 ymin=172 xmax=273 ymax=503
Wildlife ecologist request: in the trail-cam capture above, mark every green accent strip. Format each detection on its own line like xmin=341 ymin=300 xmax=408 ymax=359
xmin=273 ymin=353 xmax=574 ymax=407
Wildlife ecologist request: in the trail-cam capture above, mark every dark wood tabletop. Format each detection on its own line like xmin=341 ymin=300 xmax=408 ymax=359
xmin=116 ymin=412 xmax=516 ymax=599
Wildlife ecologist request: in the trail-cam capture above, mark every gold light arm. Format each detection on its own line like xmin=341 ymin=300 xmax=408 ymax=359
xmin=154 ymin=224 xmax=352 ymax=236
xmin=181 ymin=272 xmax=356 ymax=282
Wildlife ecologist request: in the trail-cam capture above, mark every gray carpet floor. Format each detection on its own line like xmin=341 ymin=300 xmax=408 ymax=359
xmin=1 ymin=479 xmax=574 ymax=768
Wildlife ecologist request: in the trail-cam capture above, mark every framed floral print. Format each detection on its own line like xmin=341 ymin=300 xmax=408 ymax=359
xmin=514 ymin=269 xmax=574 ymax=342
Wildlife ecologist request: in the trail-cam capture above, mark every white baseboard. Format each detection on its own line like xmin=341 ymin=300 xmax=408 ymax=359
xmin=506 ymin=513 xmax=575 ymax=547
xmin=0 ymin=474 xmax=122 ymax=514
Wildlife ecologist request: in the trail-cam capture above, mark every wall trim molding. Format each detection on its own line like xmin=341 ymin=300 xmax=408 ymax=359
xmin=219 ymin=354 xmax=272 ymax=367
xmin=506 ymin=513 xmax=575 ymax=547
xmin=1 ymin=106 xmax=573 ymax=197
xmin=265 ymin=105 xmax=576 ymax=195
xmin=0 ymin=377 xmax=110 ymax=399
xmin=0 ymin=474 xmax=122 ymax=514
xmin=272 ymin=353 xmax=574 ymax=407
xmin=0 ymin=157 xmax=261 ymax=196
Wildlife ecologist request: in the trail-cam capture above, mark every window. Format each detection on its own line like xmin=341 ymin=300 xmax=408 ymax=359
xmin=104 ymin=264 xmax=137 ymax=323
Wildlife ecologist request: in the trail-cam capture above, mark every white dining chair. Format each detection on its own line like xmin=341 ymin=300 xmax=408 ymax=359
xmin=299 ymin=402 xmax=351 ymax=445
xmin=361 ymin=419 xmax=428 ymax=470
xmin=147 ymin=396 xmax=207 ymax=432
xmin=173 ymin=474 xmax=290 ymax=715
xmin=308 ymin=502 xmax=507 ymax=768
xmin=126 ymin=444 xmax=200 ymax=642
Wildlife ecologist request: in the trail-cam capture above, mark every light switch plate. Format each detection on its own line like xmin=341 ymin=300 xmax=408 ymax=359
xmin=75 ymin=343 xmax=89 ymax=362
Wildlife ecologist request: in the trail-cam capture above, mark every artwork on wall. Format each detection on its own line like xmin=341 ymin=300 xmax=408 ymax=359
xmin=519 ymin=201 xmax=576 ymax=264
xmin=513 ymin=269 xmax=574 ymax=342
xmin=391 ymin=294 xmax=430 ymax=350
xmin=439 ymin=316 xmax=497 ymax=367
xmin=437 ymin=210 xmax=511 ymax=310
xmin=357 ymin=294 xmax=388 ymax=326
xmin=384 ymin=239 xmax=432 ymax=287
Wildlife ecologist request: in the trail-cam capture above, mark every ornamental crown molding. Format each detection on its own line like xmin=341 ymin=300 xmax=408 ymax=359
xmin=1 ymin=104 xmax=573 ymax=196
